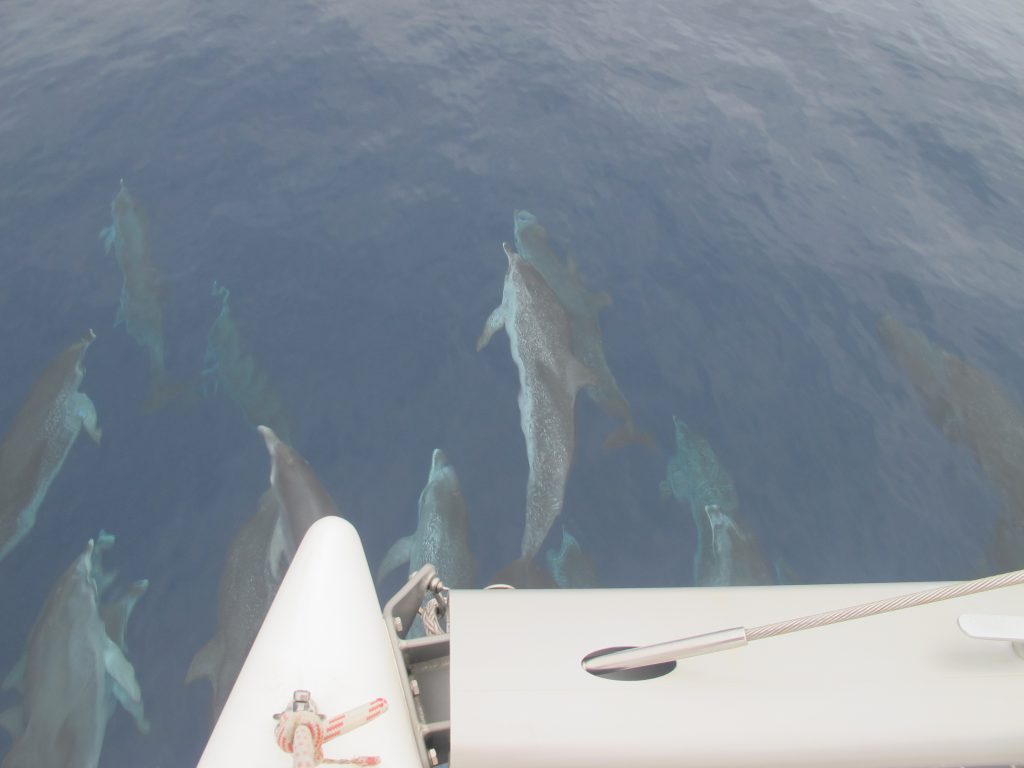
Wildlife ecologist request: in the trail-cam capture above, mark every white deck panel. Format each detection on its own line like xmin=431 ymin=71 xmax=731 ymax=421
xmin=450 ymin=582 xmax=1024 ymax=767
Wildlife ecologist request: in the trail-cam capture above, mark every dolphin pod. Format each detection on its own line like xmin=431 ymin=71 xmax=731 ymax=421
xmin=513 ymin=210 xmax=654 ymax=451
xmin=100 ymin=181 xmax=168 ymax=399
xmin=878 ymin=314 xmax=1024 ymax=572
xmin=185 ymin=426 xmax=340 ymax=728
xmin=0 ymin=330 xmax=102 ymax=564
xmin=662 ymin=415 xmax=772 ymax=586
xmin=479 ymin=242 xmax=598 ymax=563
xmin=201 ymin=282 xmax=293 ymax=444
xmin=0 ymin=533 xmax=148 ymax=768
xmin=378 ymin=448 xmax=476 ymax=589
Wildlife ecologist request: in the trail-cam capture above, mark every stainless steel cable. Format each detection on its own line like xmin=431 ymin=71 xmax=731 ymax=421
xmin=746 ymin=568 xmax=1024 ymax=642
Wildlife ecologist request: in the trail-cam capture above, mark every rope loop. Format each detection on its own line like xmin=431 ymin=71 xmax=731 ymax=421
xmin=274 ymin=691 xmax=388 ymax=766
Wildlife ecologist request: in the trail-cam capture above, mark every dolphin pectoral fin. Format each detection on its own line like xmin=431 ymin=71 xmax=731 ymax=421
xmin=589 ymin=291 xmax=613 ymax=312
xmin=104 ymin=636 xmax=142 ymax=704
xmin=566 ymin=355 xmax=599 ymax=393
xmin=476 ymin=306 xmax=505 ymax=351
xmin=100 ymin=225 xmax=116 ymax=253
xmin=377 ymin=535 xmax=414 ymax=583
xmin=0 ymin=704 xmax=23 ymax=737
xmin=102 ymin=579 xmax=148 ymax=651
xmin=75 ymin=392 xmax=102 ymax=444
xmin=2 ymin=655 xmax=25 ymax=693
xmin=266 ymin=513 xmax=293 ymax=583
xmin=773 ymin=557 xmax=798 ymax=585
xmin=185 ymin=636 xmax=221 ymax=686
xmin=105 ymin=637 xmax=149 ymax=733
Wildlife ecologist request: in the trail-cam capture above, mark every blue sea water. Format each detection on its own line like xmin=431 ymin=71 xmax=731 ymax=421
xmin=1 ymin=0 xmax=1023 ymax=763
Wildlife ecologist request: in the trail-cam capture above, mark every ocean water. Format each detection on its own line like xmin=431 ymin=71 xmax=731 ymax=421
xmin=1 ymin=0 xmax=1023 ymax=763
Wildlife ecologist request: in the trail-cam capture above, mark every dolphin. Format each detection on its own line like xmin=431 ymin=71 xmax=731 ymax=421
xmin=201 ymin=282 xmax=293 ymax=444
xmin=513 ymin=210 xmax=654 ymax=450
xmin=0 ymin=533 xmax=148 ymax=768
xmin=378 ymin=449 xmax=476 ymax=589
xmin=184 ymin=489 xmax=287 ymax=728
xmin=0 ymin=330 xmax=102 ymax=564
xmin=258 ymin=425 xmax=341 ymax=542
xmin=878 ymin=314 xmax=1024 ymax=571
xmin=186 ymin=426 xmax=340 ymax=727
xmin=543 ymin=526 xmax=600 ymax=588
xmin=661 ymin=416 xmax=771 ymax=586
xmin=660 ymin=415 xmax=739 ymax=517
xmin=692 ymin=504 xmax=774 ymax=586
xmin=100 ymin=181 xmax=167 ymax=398
xmin=478 ymin=242 xmax=598 ymax=561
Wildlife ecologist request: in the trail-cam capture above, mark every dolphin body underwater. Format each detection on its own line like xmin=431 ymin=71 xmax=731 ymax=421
xmin=0 ymin=330 xmax=102 ymax=564
xmin=0 ymin=533 xmax=148 ymax=768
xmin=878 ymin=314 xmax=1024 ymax=572
xmin=662 ymin=415 xmax=772 ymax=586
xmin=186 ymin=426 xmax=340 ymax=728
xmin=544 ymin=527 xmax=600 ymax=588
xmin=479 ymin=242 xmax=598 ymax=567
xmin=201 ymin=282 xmax=293 ymax=444
xmin=513 ymin=210 xmax=654 ymax=450
xmin=100 ymin=182 xmax=168 ymax=400
xmin=691 ymin=503 xmax=774 ymax=587
xmin=378 ymin=448 xmax=476 ymax=590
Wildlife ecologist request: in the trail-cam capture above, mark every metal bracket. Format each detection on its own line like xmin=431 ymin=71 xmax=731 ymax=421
xmin=383 ymin=565 xmax=451 ymax=767
xmin=958 ymin=614 xmax=1024 ymax=659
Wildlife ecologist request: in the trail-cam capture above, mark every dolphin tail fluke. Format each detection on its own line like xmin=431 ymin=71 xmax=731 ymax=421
xmin=377 ymin=535 xmax=414 ymax=583
xmin=602 ymin=421 xmax=659 ymax=453
xmin=185 ymin=636 xmax=222 ymax=686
